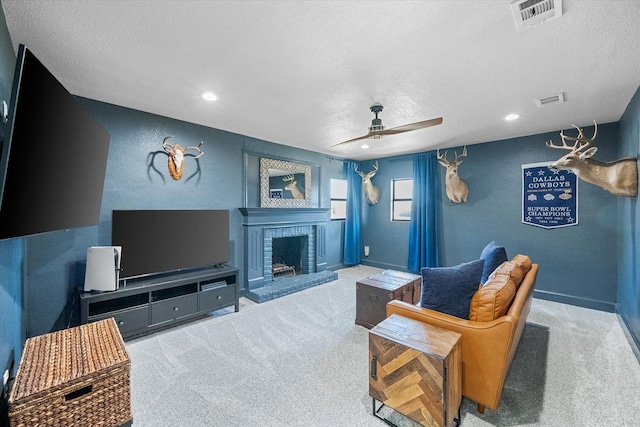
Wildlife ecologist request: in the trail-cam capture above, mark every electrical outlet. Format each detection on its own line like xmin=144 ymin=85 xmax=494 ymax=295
xmin=3 ymin=346 xmax=14 ymax=392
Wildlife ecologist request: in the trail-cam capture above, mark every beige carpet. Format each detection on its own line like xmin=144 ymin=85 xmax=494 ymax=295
xmin=125 ymin=265 xmax=640 ymax=426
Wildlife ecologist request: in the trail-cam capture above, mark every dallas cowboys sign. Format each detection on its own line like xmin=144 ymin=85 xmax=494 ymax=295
xmin=522 ymin=162 xmax=578 ymax=229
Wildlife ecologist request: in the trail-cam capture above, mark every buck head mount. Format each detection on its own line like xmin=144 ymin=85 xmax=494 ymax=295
xmin=546 ymin=121 xmax=638 ymax=197
xmin=437 ymin=146 xmax=469 ymax=203
xmin=162 ymin=136 xmax=204 ymax=180
xmin=355 ymin=161 xmax=380 ymax=205
xmin=282 ymin=174 xmax=305 ymax=199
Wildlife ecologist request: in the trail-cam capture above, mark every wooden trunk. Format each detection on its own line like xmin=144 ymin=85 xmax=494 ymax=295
xmin=355 ymin=270 xmax=420 ymax=329
xmin=381 ymin=269 xmax=422 ymax=303
xmin=369 ymin=314 xmax=462 ymax=427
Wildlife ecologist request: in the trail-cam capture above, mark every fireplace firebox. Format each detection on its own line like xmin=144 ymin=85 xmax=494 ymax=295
xmin=272 ymin=235 xmax=308 ymax=279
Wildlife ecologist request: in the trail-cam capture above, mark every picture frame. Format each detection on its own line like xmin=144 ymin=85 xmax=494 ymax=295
xmin=260 ymin=158 xmax=312 ymax=208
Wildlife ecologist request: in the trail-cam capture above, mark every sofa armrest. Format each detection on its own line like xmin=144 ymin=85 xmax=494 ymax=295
xmin=386 ymin=300 xmax=517 ymax=410
xmin=386 ymin=300 xmax=517 ymax=349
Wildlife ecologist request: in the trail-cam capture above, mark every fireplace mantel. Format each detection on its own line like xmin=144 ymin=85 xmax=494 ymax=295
xmin=239 ymin=208 xmax=330 ymax=226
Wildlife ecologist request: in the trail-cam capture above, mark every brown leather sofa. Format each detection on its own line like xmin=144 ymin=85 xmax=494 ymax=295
xmin=386 ymin=255 xmax=538 ymax=413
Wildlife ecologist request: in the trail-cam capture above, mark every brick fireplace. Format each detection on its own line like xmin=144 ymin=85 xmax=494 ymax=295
xmin=266 ymin=225 xmax=314 ymax=281
xmin=239 ymin=208 xmax=337 ymax=302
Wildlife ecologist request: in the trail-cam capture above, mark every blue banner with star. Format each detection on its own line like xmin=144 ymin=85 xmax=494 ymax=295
xmin=522 ymin=162 xmax=578 ymax=229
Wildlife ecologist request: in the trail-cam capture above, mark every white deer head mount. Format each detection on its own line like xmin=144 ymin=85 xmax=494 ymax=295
xmin=437 ymin=146 xmax=469 ymax=203
xmin=546 ymin=121 xmax=638 ymax=197
xmin=355 ymin=161 xmax=380 ymax=205
xmin=162 ymin=136 xmax=204 ymax=180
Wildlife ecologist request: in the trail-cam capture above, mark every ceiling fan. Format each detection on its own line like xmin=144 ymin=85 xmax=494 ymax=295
xmin=331 ymin=102 xmax=443 ymax=148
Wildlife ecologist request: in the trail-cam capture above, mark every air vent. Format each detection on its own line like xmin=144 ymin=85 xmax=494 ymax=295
xmin=511 ymin=0 xmax=563 ymax=32
xmin=535 ymin=92 xmax=565 ymax=108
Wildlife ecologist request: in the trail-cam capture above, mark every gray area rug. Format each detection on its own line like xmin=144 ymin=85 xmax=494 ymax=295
xmin=126 ymin=265 xmax=640 ymax=426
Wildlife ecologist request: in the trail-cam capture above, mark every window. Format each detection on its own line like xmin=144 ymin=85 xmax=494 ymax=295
xmin=330 ymin=179 xmax=347 ymax=220
xmin=391 ymin=179 xmax=412 ymax=221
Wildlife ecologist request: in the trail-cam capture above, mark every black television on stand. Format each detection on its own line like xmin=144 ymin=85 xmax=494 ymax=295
xmin=112 ymin=209 xmax=230 ymax=282
xmin=0 ymin=44 xmax=110 ymax=239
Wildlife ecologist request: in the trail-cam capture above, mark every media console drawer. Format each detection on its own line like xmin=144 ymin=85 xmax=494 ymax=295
xmin=92 ymin=306 xmax=149 ymax=336
xmin=199 ymin=284 xmax=236 ymax=312
xmin=151 ymin=294 xmax=198 ymax=325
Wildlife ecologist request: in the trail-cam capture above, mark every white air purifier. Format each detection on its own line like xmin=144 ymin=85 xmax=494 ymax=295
xmin=84 ymin=246 xmax=122 ymax=292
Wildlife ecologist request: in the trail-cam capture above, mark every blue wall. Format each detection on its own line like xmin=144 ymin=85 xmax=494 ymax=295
xmin=358 ymin=157 xmax=413 ymax=268
xmin=0 ymin=238 xmax=22 ymax=378
xmin=0 ymin=3 xmax=23 ymax=379
xmin=361 ymin=124 xmax=620 ymax=312
xmin=22 ymin=98 xmax=346 ymax=337
xmin=617 ymin=85 xmax=640 ymax=349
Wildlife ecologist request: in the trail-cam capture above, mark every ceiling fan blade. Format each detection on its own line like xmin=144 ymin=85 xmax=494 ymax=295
xmin=331 ymin=116 xmax=443 ymax=148
xmin=380 ymin=117 xmax=443 ymax=135
xmin=331 ymin=133 xmax=373 ymax=148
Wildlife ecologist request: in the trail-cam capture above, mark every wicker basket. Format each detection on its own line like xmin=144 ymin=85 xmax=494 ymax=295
xmin=8 ymin=318 xmax=132 ymax=427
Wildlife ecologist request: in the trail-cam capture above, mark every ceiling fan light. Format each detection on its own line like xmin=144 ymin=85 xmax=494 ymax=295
xmin=202 ymin=91 xmax=218 ymax=101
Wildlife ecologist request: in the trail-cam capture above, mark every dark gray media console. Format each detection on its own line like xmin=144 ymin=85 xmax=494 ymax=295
xmin=80 ymin=265 xmax=239 ymax=339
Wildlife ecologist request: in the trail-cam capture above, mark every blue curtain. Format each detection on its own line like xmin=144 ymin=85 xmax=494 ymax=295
xmin=343 ymin=160 xmax=362 ymax=265
xmin=407 ymin=152 xmax=440 ymax=273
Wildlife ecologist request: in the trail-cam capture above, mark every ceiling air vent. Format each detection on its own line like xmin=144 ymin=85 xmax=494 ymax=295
xmin=535 ymin=92 xmax=565 ymax=108
xmin=511 ymin=0 xmax=563 ymax=32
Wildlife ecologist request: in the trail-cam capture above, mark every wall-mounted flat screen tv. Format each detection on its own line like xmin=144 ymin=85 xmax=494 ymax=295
xmin=0 ymin=44 xmax=110 ymax=239
xmin=112 ymin=209 xmax=230 ymax=280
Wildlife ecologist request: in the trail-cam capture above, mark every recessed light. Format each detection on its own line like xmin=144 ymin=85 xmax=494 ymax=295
xmin=360 ymin=143 xmax=370 ymax=149
xmin=202 ymin=92 xmax=218 ymax=101
xmin=504 ymin=113 xmax=520 ymax=121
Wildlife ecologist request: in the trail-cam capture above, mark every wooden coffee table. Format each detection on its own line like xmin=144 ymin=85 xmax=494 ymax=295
xmin=369 ymin=314 xmax=462 ymax=427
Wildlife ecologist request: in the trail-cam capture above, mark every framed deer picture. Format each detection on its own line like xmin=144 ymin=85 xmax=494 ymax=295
xmin=260 ymin=158 xmax=312 ymax=208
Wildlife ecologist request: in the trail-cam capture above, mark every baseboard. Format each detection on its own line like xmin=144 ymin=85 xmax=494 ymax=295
xmin=615 ymin=307 xmax=640 ymax=365
xmin=326 ymin=262 xmax=348 ymax=271
xmin=361 ymin=260 xmax=410 ymax=272
xmin=533 ymin=289 xmax=616 ymax=313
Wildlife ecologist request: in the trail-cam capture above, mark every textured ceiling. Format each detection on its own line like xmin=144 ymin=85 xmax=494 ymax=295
xmin=2 ymin=1 xmax=640 ymax=160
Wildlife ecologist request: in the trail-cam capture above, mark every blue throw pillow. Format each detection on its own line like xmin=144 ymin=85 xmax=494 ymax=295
xmin=420 ymin=259 xmax=485 ymax=319
xmin=480 ymin=241 xmax=508 ymax=284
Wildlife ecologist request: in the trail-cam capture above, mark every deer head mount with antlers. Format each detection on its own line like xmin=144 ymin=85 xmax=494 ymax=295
xmin=546 ymin=121 xmax=638 ymax=197
xmin=162 ymin=136 xmax=204 ymax=180
xmin=282 ymin=174 xmax=305 ymax=199
xmin=355 ymin=161 xmax=380 ymax=205
xmin=437 ymin=146 xmax=469 ymax=203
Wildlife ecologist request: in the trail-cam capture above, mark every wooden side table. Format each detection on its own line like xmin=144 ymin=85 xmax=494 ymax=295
xmin=369 ymin=314 xmax=462 ymax=427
